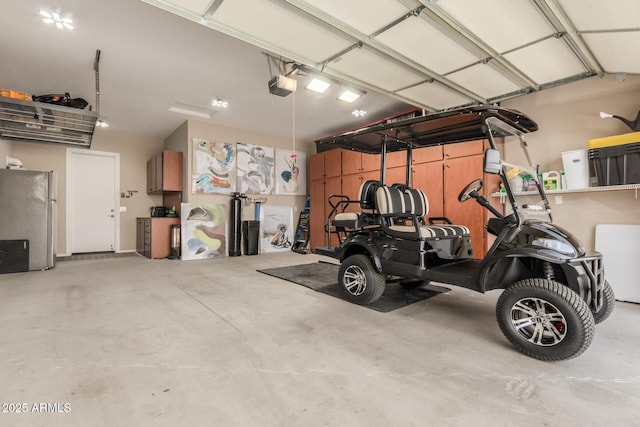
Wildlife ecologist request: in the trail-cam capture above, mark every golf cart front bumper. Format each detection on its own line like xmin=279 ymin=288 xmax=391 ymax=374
xmin=563 ymin=252 xmax=605 ymax=312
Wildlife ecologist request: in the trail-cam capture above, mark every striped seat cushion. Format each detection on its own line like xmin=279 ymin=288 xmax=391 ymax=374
xmin=376 ymin=185 xmax=469 ymax=238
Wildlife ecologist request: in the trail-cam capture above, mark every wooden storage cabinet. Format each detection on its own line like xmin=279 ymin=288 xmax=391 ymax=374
xmin=310 ymin=150 xmax=344 ymax=251
xmin=136 ymin=217 xmax=180 ymax=259
xmin=147 ymin=150 xmax=183 ymax=194
xmin=341 ymin=151 xmax=380 ymax=175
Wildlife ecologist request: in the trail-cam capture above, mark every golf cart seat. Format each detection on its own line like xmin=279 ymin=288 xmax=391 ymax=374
xmin=376 ymin=185 xmax=470 ymax=239
xmin=332 ymin=180 xmax=380 ymax=229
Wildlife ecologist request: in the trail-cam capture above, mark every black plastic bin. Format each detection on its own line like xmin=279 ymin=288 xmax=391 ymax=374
xmin=242 ymin=220 xmax=260 ymax=256
xmin=589 ymin=142 xmax=640 ymax=185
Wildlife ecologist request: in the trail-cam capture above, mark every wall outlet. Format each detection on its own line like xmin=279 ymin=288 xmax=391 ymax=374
xmin=555 ymin=196 xmax=563 ymax=205
xmin=119 ymin=206 xmax=127 ymax=212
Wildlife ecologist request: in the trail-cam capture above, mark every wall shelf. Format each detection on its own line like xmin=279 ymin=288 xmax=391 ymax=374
xmin=491 ymin=183 xmax=640 ymax=202
xmin=0 ymin=95 xmax=97 ymax=148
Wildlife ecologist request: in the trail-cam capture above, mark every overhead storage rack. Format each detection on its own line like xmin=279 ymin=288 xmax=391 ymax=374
xmin=0 ymin=95 xmax=98 ymax=148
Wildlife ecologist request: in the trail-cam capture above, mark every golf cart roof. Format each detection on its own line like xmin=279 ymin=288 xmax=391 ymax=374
xmin=315 ymin=106 xmax=538 ymax=154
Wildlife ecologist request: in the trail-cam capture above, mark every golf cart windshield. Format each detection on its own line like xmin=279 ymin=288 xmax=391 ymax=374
xmin=485 ymin=117 xmax=552 ymax=223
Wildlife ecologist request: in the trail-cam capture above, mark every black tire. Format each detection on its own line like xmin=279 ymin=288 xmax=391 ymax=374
xmin=339 ymin=254 xmax=386 ymax=305
xmin=592 ymin=281 xmax=615 ymax=324
xmin=496 ymin=279 xmax=595 ymax=361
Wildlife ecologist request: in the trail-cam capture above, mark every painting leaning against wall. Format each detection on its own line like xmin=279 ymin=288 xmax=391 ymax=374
xmin=236 ymin=143 xmax=274 ymax=195
xmin=260 ymin=204 xmax=293 ymax=254
xmin=192 ymin=138 xmax=236 ymax=194
xmin=181 ymin=203 xmax=227 ymax=260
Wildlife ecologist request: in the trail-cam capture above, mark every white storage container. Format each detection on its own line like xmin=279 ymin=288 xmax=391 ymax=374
xmin=561 ymin=149 xmax=590 ymax=189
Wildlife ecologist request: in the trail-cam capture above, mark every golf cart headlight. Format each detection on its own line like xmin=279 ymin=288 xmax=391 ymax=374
xmin=532 ymin=238 xmax=577 ymax=256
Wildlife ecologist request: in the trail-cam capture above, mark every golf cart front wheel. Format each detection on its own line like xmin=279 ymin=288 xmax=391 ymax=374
xmin=339 ymin=254 xmax=386 ymax=305
xmin=496 ymin=279 xmax=595 ymax=361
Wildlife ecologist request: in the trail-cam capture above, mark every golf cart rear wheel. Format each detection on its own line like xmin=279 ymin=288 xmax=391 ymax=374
xmin=496 ymin=279 xmax=595 ymax=361
xmin=339 ymin=254 xmax=386 ymax=305
xmin=592 ymin=281 xmax=615 ymax=324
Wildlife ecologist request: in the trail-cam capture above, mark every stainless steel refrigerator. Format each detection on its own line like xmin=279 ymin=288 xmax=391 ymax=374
xmin=0 ymin=169 xmax=56 ymax=272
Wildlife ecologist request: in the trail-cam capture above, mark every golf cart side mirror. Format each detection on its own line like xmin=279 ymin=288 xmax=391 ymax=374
xmin=484 ymin=149 xmax=502 ymax=174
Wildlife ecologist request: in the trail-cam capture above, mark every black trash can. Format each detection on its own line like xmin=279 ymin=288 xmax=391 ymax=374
xmin=242 ymin=220 xmax=260 ymax=256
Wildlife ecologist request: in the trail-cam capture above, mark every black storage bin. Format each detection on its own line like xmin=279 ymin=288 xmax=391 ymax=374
xmin=242 ymin=220 xmax=260 ymax=255
xmin=589 ymin=142 xmax=640 ymax=186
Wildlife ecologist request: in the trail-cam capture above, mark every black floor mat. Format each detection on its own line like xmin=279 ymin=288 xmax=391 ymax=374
xmin=257 ymin=262 xmax=449 ymax=313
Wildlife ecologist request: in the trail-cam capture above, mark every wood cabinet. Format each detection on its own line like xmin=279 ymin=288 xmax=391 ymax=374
xmin=443 ymin=140 xmax=484 ymax=159
xmin=147 ymin=150 xmax=183 ymax=194
xmin=136 ymin=217 xmax=180 ymax=259
xmin=413 ymin=162 xmax=444 ymax=218
xmin=310 ymin=176 xmax=341 ymax=251
xmin=341 ymin=151 xmax=380 ymax=175
xmin=310 ymin=150 xmax=345 ymax=251
xmin=310 ymin=149 xmax=341 ymax=180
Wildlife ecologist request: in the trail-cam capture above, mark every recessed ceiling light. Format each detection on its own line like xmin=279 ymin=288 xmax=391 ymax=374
xmin=96 ymin=119 xmax=109 ymax=128
xmin=352 ymin=109 xmax=367 ymax=117
xmin=40 ymin=10 xmax=74 ymax=30
xmin=338 ymin=89 xmax=363 ymax=103
xmin=212 ymin=98 xmax=228 ymax=108
xmin=306 ymin=78 xmax=331 ymax=94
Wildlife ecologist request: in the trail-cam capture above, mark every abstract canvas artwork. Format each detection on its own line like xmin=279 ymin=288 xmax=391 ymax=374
xmin=181 ymin=203 xmax=227 ymax=260
xmin=260 ymin=205 xmax=293 ymax=253
xmin=275 ymin=149 xmax=307 ymax=195
xmin=192 ymin=138 xmax=236 ymax=194
xmin=236 ymin=143 xmax=274 ymax=195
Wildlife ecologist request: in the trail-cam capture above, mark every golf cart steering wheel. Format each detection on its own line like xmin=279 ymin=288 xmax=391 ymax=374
xmin=458 ymin=179 xmax=483 ymax=202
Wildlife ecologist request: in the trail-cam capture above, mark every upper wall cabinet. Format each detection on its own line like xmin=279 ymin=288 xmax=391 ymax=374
xmin=310 ymin=149 xmax=342 ymax=180
xmin=341 ymin=151 xmax=380 ymax=175
xmin=147 ymin=150 xmax=183 ymax=194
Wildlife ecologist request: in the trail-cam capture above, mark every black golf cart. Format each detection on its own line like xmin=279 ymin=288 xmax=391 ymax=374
xmin=315 ymin=106 xmax=614 ymax=361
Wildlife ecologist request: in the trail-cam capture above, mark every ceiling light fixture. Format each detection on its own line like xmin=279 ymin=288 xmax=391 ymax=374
xmin=40 ymin=10 xmax=74 ymax=30
xmin=338 ymin=89 xmax=364 ymax=104
xmin=352 ymin=109 xmax=367 ymax=117
xmin=96 ymin=119 xmax=109 ymax=128
xmin=211 ymin=98 xmax=228 ymax=108
xmin=306 ymin=78 xmax=331 ymax=94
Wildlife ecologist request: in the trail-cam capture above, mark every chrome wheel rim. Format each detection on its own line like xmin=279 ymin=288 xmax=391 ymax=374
xmin=510 ymin=297 xmax=567 ymax=346
xmin=343 ymin=265 xmax=366 ymax=296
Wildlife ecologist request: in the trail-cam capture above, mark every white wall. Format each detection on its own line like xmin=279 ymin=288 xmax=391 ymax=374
xmin=0 ymin=139 xmax=11 ymax=166
xmin=502 ymin=74 xmax=640 ymax=250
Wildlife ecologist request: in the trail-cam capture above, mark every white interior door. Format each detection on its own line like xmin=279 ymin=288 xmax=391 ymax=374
xmin=67 ymin=149 xmax=120 ymax=254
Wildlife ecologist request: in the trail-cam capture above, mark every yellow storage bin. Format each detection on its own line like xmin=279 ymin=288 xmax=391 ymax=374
xmin=588 ymin=132 xmax=640 ymax=149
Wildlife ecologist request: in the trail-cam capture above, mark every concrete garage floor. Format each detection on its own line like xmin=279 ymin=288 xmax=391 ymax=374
xmin=0 ymin=252 xmax=638 ymax=427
